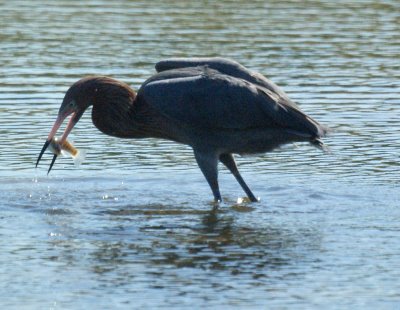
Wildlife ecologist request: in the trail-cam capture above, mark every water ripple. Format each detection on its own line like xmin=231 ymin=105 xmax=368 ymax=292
xmin=1 ymin=1 xmax=400 ymax=308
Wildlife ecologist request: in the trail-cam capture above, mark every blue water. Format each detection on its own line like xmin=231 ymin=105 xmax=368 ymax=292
xmin=0 ymin=0 xmax=399 ymax=308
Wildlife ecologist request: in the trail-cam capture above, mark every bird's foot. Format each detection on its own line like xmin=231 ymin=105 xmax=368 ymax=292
xmin=237 ymin=196 xmax=260 ymax=203
xmin=211 ymin=198 xmax=221 ymax=209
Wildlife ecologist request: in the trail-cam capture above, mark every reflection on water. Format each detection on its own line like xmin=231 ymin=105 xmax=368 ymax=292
xmin=1 ymin=0 xmax=400 ymax=308
xmin=1 ymin=174 xmax=400 ymax=307
xmin=41 ymin=196 xmax=324 ymax=306
xmin=101 ymin=206 xmax=318 ymax=273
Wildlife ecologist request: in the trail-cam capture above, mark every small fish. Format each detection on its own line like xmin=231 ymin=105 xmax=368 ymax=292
xmin=49 ymin=138 xmax=86 ymax=167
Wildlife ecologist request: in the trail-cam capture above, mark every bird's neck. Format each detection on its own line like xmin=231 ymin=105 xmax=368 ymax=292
xmin=90 ymin=78 xmax=186 ymax=142
xmin=91 ymin=85 xmax=145 ymax=138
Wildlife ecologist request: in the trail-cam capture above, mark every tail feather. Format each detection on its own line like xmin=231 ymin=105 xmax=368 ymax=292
xmin=311 ymin=137 xmax=331 ymax=154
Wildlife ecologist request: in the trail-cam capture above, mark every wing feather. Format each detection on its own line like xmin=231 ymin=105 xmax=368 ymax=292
xmin=139 ymin=68 xmax=325 ymax=137
xmin=155 ymin=57 xmax=294 ymax=105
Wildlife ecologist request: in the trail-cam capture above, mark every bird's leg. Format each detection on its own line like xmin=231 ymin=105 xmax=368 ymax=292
xmin=193 ymin=150 xmax=222 ymax=203
xmin=219 ymin=154 xmax=258 ymax=202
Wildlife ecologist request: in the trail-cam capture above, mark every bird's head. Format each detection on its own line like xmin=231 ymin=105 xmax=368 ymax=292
xmin=49 ymin=78 xmax=93 ymax=144
xmin=36 ymin=76 xmax=131 ymax=172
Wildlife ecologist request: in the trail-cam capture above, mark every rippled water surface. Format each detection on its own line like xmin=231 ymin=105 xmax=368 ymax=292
xmin=1 ymin=0 xmax=399 ymax=308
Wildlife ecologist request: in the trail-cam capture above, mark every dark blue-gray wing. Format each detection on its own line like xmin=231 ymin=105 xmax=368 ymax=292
xmin=139 ymin=69 xmax=325 ymax=137
xmin=155 ymin=57 xmax=294 ymax=105
xmin=156 ymin=57 xmax=247 ymax=77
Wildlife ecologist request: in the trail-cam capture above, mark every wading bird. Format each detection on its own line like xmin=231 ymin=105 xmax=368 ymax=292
xmin=36 ymin=58 xmax=328 ymax=202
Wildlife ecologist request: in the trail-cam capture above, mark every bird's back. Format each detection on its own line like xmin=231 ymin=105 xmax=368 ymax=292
xmin=156 ymin=57 xmax=295 ymax=106
xmin=154 ymin=58 xmax=328 ymax=137
xmin=139 ymin=65 xmax=327 ymax=141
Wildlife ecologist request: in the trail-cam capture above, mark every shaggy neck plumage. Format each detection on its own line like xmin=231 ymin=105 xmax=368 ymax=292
xmin=90 ymin=78 xmax=141 ymax=138
xmin=85 ymin=76 xmax=180 ymax=141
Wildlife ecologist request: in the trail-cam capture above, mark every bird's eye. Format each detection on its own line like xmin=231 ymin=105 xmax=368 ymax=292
xmin=69 ymin=101 xmax=76 ymax=108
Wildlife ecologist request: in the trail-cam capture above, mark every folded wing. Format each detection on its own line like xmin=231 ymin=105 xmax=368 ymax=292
xmin=155 ymin=57 xmax=292 ymax=104
xmin=139 ymin=67 xmax=326 ymax=138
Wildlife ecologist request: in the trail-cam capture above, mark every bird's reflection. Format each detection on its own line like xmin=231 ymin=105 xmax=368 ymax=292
xmin=45 ymin=203 xmax=321 ymax=285
xmin=201 ymin=207 xmax=219 ymax=232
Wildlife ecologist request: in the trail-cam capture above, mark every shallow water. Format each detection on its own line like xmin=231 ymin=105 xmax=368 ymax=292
xmin=1 ymin=0 xmax=399 ymax=308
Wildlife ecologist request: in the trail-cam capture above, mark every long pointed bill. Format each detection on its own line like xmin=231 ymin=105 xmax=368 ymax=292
xmin=58 ymin=112 xmax=77 ymax=144
xmin=47 ymin=114 xmax=66 ymax=142
xmin=47 ymin=154 xmax=58 ymax=174
xmin=35 ymin=140 xmax=51 ymax=168
xmin=36 ymin=114 xmax=66 ymax=168
xmin=36 ymin=112 xmax=77 ymax=171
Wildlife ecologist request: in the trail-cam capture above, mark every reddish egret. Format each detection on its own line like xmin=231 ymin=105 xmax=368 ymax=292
xmin=36 ymin=58 xmax=328 ymax=202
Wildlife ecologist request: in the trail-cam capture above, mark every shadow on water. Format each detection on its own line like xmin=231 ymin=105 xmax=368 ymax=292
xmin=145 ymin=208 xmax=306 ymax=272
xmin=45 ymin=202 xmax=322 ymax=287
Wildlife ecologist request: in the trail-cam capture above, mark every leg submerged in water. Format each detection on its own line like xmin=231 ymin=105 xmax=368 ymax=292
xmin=219 ymin=153 xmax=258 ymax=202
xmin=194 ymin=150 xmax=222 ymax=202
